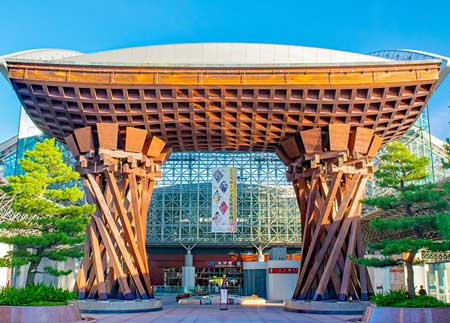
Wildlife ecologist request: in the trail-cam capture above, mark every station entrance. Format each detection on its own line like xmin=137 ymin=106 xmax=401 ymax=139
xmin=5 ymin=50 xmax=439 ymax=302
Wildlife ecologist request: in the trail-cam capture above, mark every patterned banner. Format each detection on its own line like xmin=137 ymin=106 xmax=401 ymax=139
xmin=211 ymin=167 xmax=237 ymax=233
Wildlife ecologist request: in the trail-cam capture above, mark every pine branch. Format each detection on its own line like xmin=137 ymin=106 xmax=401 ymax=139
xmin=43 ymin=266 xmax=73 ymax=277
xmin=43 ymin=248 xmax=84 ymax=261
xmin=368 ymin=238 xmax=448 ymax=256
xmin=350 ymin=256 xmax=400 ymax=267
xmin=369 ymin=215 xmax=438 ymax=233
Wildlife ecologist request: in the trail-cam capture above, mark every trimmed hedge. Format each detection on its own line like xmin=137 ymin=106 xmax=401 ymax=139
xmin=0 ymin=284 xmax=77 ymax=306
xmin=371 ymin=290 xmax=449 ymax=308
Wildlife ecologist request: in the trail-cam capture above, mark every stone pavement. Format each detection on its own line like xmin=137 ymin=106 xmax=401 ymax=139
xmin=89 ymin=296 xmax=361 ymax=323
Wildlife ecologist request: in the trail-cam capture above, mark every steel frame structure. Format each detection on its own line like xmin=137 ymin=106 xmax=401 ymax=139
xmin=147 ymin=151 xmax=300 ymax=246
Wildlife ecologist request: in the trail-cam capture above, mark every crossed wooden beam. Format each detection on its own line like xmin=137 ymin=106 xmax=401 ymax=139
xmin=276 ymin=125 xmax=383 ymax=301
xmin=65 ymin=123 xmax=171 ymax=300
xmin=65 ymin=122 xmax=381 ymax=302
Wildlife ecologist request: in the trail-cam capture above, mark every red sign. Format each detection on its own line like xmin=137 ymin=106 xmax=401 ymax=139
xmin=389 ymin=268 xmax=404 ymax=273
xmin=268 ymin=268 xmax=298 ymax=274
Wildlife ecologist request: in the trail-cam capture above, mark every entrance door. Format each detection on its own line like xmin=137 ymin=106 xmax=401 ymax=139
xmin=254 ymin=272 xmax=266 ymax=298
xmin=243 ymin=269 xmax=266 ymax=298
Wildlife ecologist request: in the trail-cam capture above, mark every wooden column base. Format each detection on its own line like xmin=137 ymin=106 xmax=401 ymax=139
xmin=291 ymin=169 xmax=371 ymax=301
xmin=65 ymin=123 xmax=171 ymax=300
xmin=276 ymin=125 xmax=382 ymax=301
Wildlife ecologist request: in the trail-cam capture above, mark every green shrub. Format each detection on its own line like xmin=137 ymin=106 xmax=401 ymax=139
xmin=371 ymin=290 xmax=450 ymax=308
xmin=0 ymin=284 xmax=77 ymax=306
xmin=396 ymin=295 xmax=450 ymax=308
xmin=371 ymin=290 xmax=409 ymax=307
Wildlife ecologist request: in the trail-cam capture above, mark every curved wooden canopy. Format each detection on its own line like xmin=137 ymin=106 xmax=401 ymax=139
xmin=6 ymin=60 xmax=440 ymax=152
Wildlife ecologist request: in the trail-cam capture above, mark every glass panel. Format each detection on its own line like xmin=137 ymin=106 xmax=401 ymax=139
xmin=147 ymin=151 xmax=301 ymax=246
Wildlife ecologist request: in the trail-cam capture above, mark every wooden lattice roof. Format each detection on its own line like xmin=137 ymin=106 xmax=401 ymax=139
xmin=5 ymin=59 xmax=439 ymax=153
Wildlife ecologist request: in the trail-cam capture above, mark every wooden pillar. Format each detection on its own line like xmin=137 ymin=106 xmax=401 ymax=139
xmin=65 ymin=123 xmax=170 ymax=300
xmin=277 ymin=125 xmax=383 ymax=302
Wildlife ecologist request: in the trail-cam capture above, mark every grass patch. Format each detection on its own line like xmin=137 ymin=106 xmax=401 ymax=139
xmin=0 ymin=284 xmax=77 ymax=306
xmin=371 ymin=290 xmax=450 ymax=308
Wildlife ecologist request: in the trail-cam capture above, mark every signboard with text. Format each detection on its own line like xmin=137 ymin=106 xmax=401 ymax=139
xmin=390 ymin=267 xmax=405 ymax=290
xmin=268 ymin=268 xmax=299 ymax=274
xmin=211 ymin=167 xmax=237 ymax=233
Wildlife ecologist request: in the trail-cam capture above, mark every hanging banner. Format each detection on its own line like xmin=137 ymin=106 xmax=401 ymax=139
xmin=211 ymin=167 xmax=237 ymax=232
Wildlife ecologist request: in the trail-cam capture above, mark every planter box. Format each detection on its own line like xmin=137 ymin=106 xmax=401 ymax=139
xmin=76 ymin=299 xmax=162 ymax=314
xmin=362 ymin=304 xmax=450 ymax=323
xmin=0 ymin=302 xmax=95 ymax=323
xmin=284 ymin=299 xmax=369 ymax=315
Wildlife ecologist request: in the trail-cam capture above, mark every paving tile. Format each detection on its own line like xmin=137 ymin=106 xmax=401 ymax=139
xmin=89 ymin=297 xmax=361 ymax=323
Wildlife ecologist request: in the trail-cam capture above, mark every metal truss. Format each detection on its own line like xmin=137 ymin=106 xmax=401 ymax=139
xmin=366 ymin=106 xmax=449 ymax=199
xmin=0 ymin=135 xmax=77 ymax=226
xmin=0 ymin=190 xmax=32 ymax=224
xmin=146 ymin=151 xmax=301 ymax=247
xmin=420 ymin=250 xmax=450 ymax=264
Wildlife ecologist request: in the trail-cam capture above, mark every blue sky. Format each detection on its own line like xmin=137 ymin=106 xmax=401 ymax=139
xmin=0 ymin=0 xmax=449 ymax=142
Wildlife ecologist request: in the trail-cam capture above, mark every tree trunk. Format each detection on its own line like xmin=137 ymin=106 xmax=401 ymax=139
xmin=405 ymin=203 xmax=412 ymax=217
xmin=405 ymin=253 xmax=416 ymax=299
xmin=400 ymin=180 xmax=412 ymax=216
xmin=26 ymin=262 xmax=38 ymax=286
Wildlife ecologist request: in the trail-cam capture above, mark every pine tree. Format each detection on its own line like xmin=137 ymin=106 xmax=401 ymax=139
xmin=0 ymin=138 xmax=94 ymax=285
xmin=355 ymin=142 xmax=450 ymax=298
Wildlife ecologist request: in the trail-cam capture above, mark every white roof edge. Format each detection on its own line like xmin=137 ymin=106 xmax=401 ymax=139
xmin=430 ymin=135 xmax=445 ymax=147
xmin=1 ymin=44 xmax=444 ymax=69
xmin=374 ymin=49 xmax=450 ymax=88
xmin=398 ymin=48 xmax=450 ymax=61
xmin=0 ymin=49 xmax=82 ymax=80
xmin=18 ymin=107 xmax=43 ymax=139
xmin=399 ymin=50 xmax=450 ymax=88
xmin=61 ymin=42 xmax=392 ymax=66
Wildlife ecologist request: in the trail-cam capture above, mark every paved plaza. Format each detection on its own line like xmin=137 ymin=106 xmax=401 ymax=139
xmin=89 ymin=297 xmax=361 ymax=323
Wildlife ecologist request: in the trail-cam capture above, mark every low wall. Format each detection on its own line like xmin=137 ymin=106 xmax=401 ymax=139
xmin=362 ymin=305 xmax=450 ymax=323
xmin=266 ymin=260 xmax=299 ymax=301
xmin=8 ymin=254 xmax=79 ymax=290
xmin=0 ymin=303 xmax=86 ymax=323
xmin=0 ymin=243 xmax=12 ymax=287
